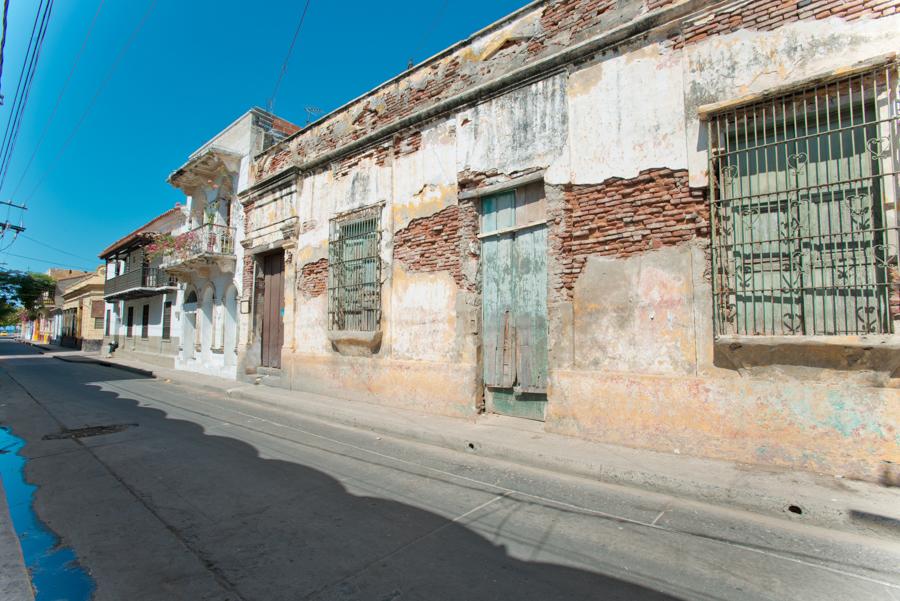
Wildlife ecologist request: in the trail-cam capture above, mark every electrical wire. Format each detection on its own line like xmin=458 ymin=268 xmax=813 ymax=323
xmin=267 ymin=0 xmax=312 ymax=113
xmin=1 ymin=251 xmax=92 ymax=270
xmin=19 ymin=233 xmax=96 ymax=262
xmin=8 ymin=0 xmax=105 ymax=199
xmin=23 ymin=0 xmax=156 ymax=207
xmin=0 ymin=0 xmax=10 ymax=102
xmin=0 ymin=0 xmax=53 ymax=193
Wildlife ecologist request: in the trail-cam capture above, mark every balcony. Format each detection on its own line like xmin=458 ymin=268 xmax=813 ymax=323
xmin=104 ymin=267 xmax=176 ymax=300
xmin=159 ymin=224 xmax=236 ymax=275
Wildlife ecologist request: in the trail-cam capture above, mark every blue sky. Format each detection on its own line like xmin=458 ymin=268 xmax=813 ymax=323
xmin=0 ymin=0 xmax=525 ymax=274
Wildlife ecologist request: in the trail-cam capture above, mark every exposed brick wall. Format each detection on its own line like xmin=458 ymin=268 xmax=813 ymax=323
xmin=645 ymin=0 xmax=676 ymax=10
xmin=271 ymin=116 xmax=300 ymax=137
xmin=251 ymin=0 xmax=900 ymax=185
xmin=672 ymin=0 xmax=899 ymax=49
xmin=393 ymin=130 xmax=422 ymax=159
xmin=298 ymin=258 xmax=329 ymax=298
xmin=527 ymin=0 xmax=616 ymax=54
xmin=551 ymin=168 xmax=708 ymax=298
xmin=242 ymin=256 xmax=254 ymax=300
xmin=255 ymin=2 xmax=636 ymax=182
xmin=393 ymin=201 xmax=479 ymax=292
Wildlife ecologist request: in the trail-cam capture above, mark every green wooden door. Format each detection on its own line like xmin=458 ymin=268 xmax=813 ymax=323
xmin=481 ymin=190 xmax=548 ymax=421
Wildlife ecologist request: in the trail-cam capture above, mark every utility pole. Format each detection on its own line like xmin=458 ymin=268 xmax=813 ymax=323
xmin=0 ymin=200 xmax=26 ymax=236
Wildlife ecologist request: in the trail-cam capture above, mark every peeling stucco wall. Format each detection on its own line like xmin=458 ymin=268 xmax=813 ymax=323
xmin=240 ymin=0 xmax=900 ymax=478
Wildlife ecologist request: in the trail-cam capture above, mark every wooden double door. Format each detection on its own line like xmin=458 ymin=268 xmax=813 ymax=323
xmin=260 ymin=251 xmax=285 ymax=369
xmin=481 ymin=186 xmax=549 ymax=421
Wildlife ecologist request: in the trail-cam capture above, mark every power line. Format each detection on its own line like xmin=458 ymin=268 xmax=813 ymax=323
xmin=0 ymin=0 xmax=10 ymax=103
xmin=24 ymin=0 xmax=156 ymax=207
xmin=267 ymin=0 xmax=312 ymax=113
xmin=0 ymin=0 xmax=53 ymax=193
xmin=1 ymin=251 xmax=92 ymax=270
xmin=19 ymin=234 xmax=95 ymax=262
xmin=8 ymin=0 xmax=106 ymax=199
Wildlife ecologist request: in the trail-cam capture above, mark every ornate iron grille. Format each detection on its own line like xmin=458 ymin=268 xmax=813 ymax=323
xmin=327 ymin=205 xmax=382 ymax=331
xmin=708 ymin=62 xmax=899 ymax=336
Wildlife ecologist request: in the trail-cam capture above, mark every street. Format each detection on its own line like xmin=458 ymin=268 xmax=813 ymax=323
xmin=0 ymin=338 xmax=898 ymax=601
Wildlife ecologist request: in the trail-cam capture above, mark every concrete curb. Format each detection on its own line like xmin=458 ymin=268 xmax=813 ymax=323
xmin=0 ymin=480 xmax=35 ymax=601
xmin=56 ymin=350 xmax=900 ymax=539
xmin=223 ymin=386 xmax=900 ymax=539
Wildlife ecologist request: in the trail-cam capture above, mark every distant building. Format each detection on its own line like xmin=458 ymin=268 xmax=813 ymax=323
xmin=46 ymin=269 xmax=94 ymax=345
xmin=60 ymin=266 xmax=106 ymax=351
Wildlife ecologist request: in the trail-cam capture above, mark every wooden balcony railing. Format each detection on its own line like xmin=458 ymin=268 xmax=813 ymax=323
xmin=104 ymin=267 xmax=175 ymax=298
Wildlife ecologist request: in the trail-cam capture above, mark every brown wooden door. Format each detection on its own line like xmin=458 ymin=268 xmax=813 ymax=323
xmin=261 ymin=251 xmax=285 ymax=368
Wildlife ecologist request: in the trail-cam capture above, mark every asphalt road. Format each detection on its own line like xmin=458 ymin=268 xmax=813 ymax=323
xmin=0 ymin=339 xmax=898 ymax=601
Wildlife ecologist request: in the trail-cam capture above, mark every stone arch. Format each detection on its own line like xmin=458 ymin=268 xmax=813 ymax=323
xmin=182 ymin=288 xmax=199 ymax=361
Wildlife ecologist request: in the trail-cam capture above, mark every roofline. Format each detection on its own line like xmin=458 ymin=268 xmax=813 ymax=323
xmin=168 ymin=146 xmax=244 ymax=187
xmin=254 ymin=0 xmax=547 ymax=160
xmin=98 ymin=207 xmax=184 ymax=259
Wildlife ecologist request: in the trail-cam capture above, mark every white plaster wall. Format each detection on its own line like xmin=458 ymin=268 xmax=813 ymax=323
xmin=121 ymin=296 xmax=166 ymax=338
xmin=456 ymin=73 xmax=568 ymax=177
xmin=391 ymin=269 xmax=459 ymax=362
xmin=683 ymin=14 xmax=900 ymax=186
xmin=392 ymin=118 xmax=458 ymax=230
xmin=549 ymin=42 xmax=688 ymax=185
xmin=295 ymin=296 xmax=330 ymax=354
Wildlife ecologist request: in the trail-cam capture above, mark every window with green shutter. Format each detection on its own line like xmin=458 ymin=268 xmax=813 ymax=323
xmin=328 ymin=205 xmax=382 ymax=332
xmin=708 ymin=63 xmax=898 ymax=336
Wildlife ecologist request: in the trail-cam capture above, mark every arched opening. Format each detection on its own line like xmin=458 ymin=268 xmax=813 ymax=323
xmin=223 ymin=285 xmax=238 ymax=367
xmin=183 ymin=290 xmax=198 ymax=361
xmin=200 ymin=286 xmax=215 ymax=360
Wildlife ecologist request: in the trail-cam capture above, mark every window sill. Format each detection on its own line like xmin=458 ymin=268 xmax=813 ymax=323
xmin=327 ymin=329 xmax=382 ymax=357
xmin=714 ymin=334 xmax=900 ymax=383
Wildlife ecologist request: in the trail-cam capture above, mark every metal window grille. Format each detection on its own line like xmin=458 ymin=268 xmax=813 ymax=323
xmin=328 ymin=206 xmax=382 ymax=331
xmin=708 ymin=62 xmax=899 ymax=336
xmin=93 ymin=317 xmax=104 ymax=330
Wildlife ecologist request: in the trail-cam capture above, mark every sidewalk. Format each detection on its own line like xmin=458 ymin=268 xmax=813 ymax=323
xmin=0 ymin=480 xmax=34 ymax=601
xmin=31 ymin=339 xmax=900 ymax=539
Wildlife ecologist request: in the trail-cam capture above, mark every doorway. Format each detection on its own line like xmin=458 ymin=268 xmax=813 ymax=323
xmin=480 ymin=183 xmax=548 ymax=421
xmin=260 ymin=251 xmax=285 ymax=369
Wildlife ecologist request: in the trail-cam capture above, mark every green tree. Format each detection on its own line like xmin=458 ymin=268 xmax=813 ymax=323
xmin=0 ymin=269 xmax=56 ymax=326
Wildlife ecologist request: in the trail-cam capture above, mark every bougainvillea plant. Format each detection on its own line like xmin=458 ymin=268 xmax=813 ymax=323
xmin=145 ymin=231 xmax=198 ymax=261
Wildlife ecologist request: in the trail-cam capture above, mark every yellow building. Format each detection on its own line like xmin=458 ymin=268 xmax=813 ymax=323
xmin=61 ymin=265 xmax=107 ymax=351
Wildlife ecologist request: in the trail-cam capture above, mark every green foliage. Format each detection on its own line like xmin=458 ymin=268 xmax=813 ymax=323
xmin=0 ymin=269 xmax=56 ymax=325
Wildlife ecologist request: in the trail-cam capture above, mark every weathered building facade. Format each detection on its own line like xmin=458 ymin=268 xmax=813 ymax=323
xmin=240 ymin=0 xmax=900 ymax=481
xmin=164 ymin=109 xmax=298 ymax=379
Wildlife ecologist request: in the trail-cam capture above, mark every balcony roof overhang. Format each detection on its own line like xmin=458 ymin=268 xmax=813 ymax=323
xmin=162 ymin=255 xmax=237 ymax=277
xmin=168 ymin=146 xmax=242 ymax=194
xmin=103 ymin=285 xmax=176 ymax=302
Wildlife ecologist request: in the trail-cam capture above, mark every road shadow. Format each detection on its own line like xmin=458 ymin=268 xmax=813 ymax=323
xmin=0 ymin=346 xmax=687 ymax=601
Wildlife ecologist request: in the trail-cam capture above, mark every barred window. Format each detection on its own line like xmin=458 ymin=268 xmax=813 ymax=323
xmin=708 ymin=63 xmax=898 ymax=336
xmin=328 ymin=205 xmax=382 ymax=331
